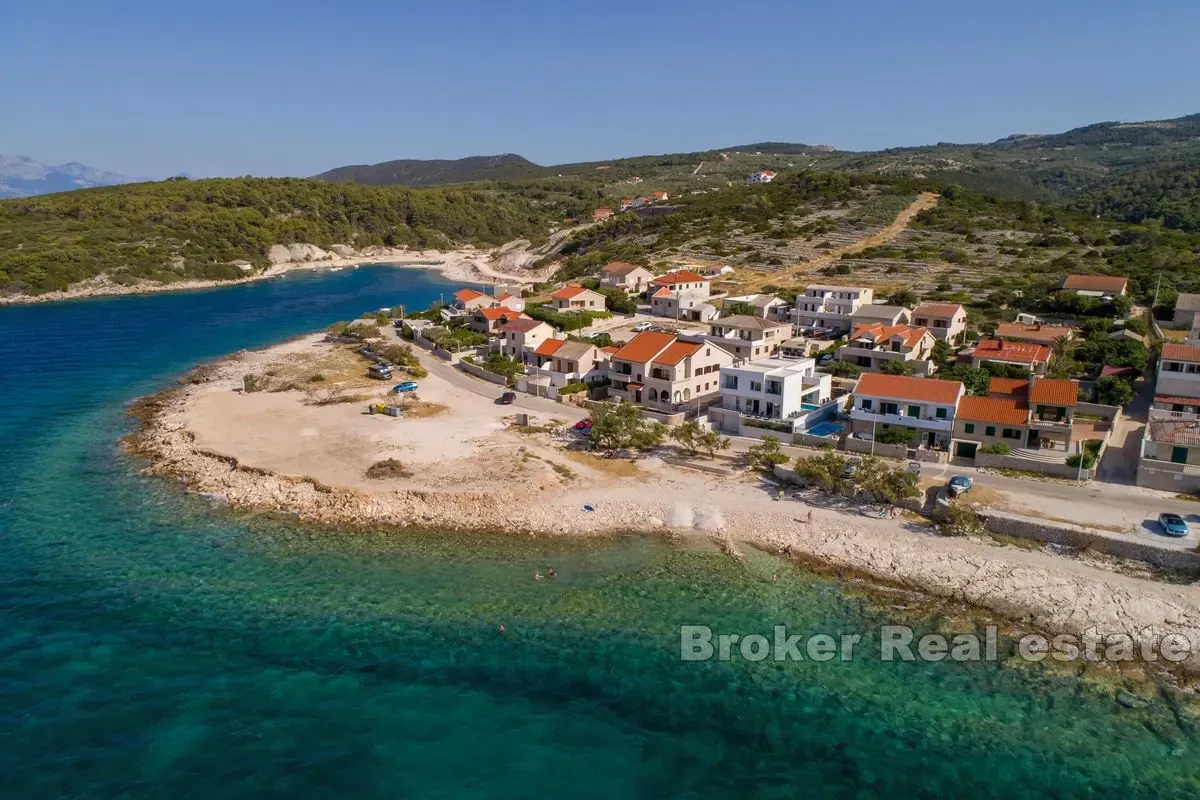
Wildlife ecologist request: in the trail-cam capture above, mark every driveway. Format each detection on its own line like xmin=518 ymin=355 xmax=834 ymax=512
xmin=1096 ymin=376 xmax=1152 ymax=484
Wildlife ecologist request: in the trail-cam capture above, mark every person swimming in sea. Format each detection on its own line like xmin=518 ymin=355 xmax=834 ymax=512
xmin=533 ymin=571 xmax=544 ymax=580
xmin=547 ymin=568 xmax=557 ymax=578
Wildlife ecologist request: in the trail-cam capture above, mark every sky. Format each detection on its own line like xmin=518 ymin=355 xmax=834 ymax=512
xmin=3 ymin=0 xmax=1198 ymax=179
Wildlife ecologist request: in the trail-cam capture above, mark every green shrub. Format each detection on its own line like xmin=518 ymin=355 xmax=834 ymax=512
xmin=980 ymin=442 xmax=1010 ymax=455
xmin=557 ymin=382 xmax=588 ymax=396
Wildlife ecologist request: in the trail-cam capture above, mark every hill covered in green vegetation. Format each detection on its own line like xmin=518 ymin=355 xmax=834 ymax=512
xmin=0 ymin=177 xmax=549 ymax=295
xmin=312 ymin=154 xmax=546 ymax=186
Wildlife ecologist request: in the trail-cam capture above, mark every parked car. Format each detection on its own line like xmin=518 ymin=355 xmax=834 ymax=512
xmin=1158 ymin=512 xmax=1190 ymax=537
xmin=818 ymin=354 xmax=834 ymax=366
xmin=842 ymin=459 xmax=859 ymax=479
xmin=947 ymin=475 xmax=974 ymax=496
xmin=499 ymin=391 xmax=517 ymax=405
xmin=368 ymin=364 xmax=393 ymax=380
xmin=632 ymin=321 xmax=654 ymax=332
xmin=392 ymin=381 xmax=419 ymax=393
xmin=906 ymin=461 xmax=922 ymax=476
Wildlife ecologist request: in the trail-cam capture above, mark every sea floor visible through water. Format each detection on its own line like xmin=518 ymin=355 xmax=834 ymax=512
xmin=2 ymin=266 xmax=1199 ymax=798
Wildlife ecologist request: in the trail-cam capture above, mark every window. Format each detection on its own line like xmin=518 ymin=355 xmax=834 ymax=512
xmin=935 ymin=407 xmax=947 ymax=419
xmin=964 ymin=423 xmax=975 ymax=434
xmin=861 ymin=399 xmax=873 ymax=411
xmin=1003 ymin=428 xmax=1022 ymax=439
xmin=1167 ymin=361 xmax=1182 ymax=372
xmin=1172 ymin=446 xmax=1189 ymax=464
xmin=907 ymin=404 xmax=921 ymax=418
xmin=881 ymin=402 xmax=899 ymax=416
xmin=723 ymin=376 xmax=738 ymax=390
xmin=985 ymin=426 xmax=996 ymax=437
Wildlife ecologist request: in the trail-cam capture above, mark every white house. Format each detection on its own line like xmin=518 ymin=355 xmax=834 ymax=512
xmin=793 ymin=285 xmax=874 ymax=332
xmin=495 ymin=318 xmax=556 ymax=363
xmin=718 ymin=357 xmax=831 ymax=422
xmin=530 ymin=338 xmax=610 ymax=387
xmin=719 ymin=293 xmax=789 ymax=321
xmin=704 ymin=315 xmax=791 ymax=361
xmin=911 ymin=302 xmax=968 ymax=343
xmin=550 ymin=285 xmax=606 ymax=311
xmin=600 ymin=261 xmax=654 ymax=293
xmin=746 ymin=170 xmax=777 ymax=185
xmin=849 ymin=373 xmax=965 ymax=451
xmin=650 ymin=270 xmax=715 ymax=321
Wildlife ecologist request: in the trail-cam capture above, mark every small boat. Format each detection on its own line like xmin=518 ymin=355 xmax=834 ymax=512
xmin=329 ymin=267 xmax=343 ymax=272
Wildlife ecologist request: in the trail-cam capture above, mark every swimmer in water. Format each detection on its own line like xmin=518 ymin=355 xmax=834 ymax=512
xmin=547 ymin=568 xmax=557 ymax=578
xmin=498 ymin=624 xmax=507 ymax=633
xmin=534 ymin=571 xmax=544 ymax=580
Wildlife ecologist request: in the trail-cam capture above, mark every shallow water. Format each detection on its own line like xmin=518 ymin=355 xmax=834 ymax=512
xmin=1 ymin=267 xmax=1198 ymax=798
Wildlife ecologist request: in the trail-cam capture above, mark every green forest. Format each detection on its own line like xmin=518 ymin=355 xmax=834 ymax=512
xmin=0 ymin=177 xmax=549 ymax=294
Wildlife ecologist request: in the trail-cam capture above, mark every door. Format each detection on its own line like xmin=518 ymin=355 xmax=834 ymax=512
xmin=1028 ymin=429 xmax=1040 ymax=447
xmin=1172 ymin=446 xmax=1189 ymax=464
xmin=955 ymin=441 xmax=978 ymax=459
xmin=926 ymin=431 xmax=935 ymax=448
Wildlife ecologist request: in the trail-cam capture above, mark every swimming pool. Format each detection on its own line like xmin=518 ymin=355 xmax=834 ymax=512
xmin=800 ymin=403 xmax=822 ymax=412
xmin=807 ymin=421 xmax=843 ymax=437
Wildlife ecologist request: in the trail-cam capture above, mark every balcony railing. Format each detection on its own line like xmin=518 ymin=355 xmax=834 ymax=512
xmin=1030 ymin=418 xmax=1071 ymax=430
xmin=850 ymin=410 xmax=953 ymax=431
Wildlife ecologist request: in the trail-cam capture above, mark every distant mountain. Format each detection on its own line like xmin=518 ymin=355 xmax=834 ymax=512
xmin=0 ymin=155 xmax=143 ymax=198
xmin=313 ymin=154 xmax=546 ymax=186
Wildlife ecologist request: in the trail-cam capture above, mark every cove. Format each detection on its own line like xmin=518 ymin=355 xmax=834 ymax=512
xmin=0 ymin=266 xmax=1197 ymax=798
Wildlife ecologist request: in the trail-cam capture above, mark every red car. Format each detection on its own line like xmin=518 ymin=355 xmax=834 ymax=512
xmin=574 ymin=418 xmax=593 ymax=430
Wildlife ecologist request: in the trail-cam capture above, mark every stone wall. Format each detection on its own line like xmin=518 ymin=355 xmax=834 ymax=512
xmin=844 ymin=438 xmax=908 ymax=459
xmin=974 ymin=451 xmax=1091 ymax=480
xmin=794 ymin=432 xmax=844 ymax=449
xmin=978 ymin=510 xmax=1200 ymax=570
xmin=457 ymin=360 xmax=508 ymax=385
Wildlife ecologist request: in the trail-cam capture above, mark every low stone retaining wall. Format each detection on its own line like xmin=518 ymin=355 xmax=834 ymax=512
xmin=974 ymin=451 xmax=1091 ymax=480
xmin=794 ymin=432 xmax=843 ymax=449
xmin=410 ymin=330 xmax=460 ymax=362
xmin=978 ymin=510 xmax=1200 ymax=570
xmin=912 ymin=449 xmax=948 ymax=464
xmin=844 ymin=438 xmax=907 ymax=459
xmin=456 ymin=360 xmax=508 ymax=385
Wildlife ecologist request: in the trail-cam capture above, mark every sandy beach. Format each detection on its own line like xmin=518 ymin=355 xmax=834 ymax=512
xmin=0 ymin=238 xmax=563 ymax=306
xmin=125 ymin=328 xmax=1200 ymax=673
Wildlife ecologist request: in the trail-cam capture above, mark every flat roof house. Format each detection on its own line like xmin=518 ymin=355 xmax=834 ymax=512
xmin=849 ymin=373 xmax=965 ymax=451
xmin=717 ymin=357 xmax=831 ymax=425
xmin=793 ymin=285 xmax=874 ymax=333
xmin=600 ymin=261 xmax=654 ymax=293
xmin=836 ymin=323 xmax=936 ymax=375
xmin=550 ymin=285 xmax=606 ymax=311
xmin=607 ymin=331 xmax=735 ymax=414
xmin=971 ymin=337 xmax=1051 ymax=376
xmin=992 ymin=321 xmax=1074 ymax=346
xmin=911 ymin=303 xmax=968 ymax=343
xmin=720 ymin=293 xmax=790 ymax=321
xmin=1172 ymin=293 xmax=1200 ymax=330
xmin=1059 ymin=274 xmax=1129 ymax=298
xmin=704 ymin=315 xmax=791 ymax=361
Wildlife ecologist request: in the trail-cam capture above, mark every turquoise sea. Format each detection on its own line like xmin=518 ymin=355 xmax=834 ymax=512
xmin=1 ymin=266 xmax=1198 ymax=798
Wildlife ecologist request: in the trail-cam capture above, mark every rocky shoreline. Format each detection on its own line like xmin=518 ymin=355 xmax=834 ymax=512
xmin=126 ymin=342 xmax=1200 ymax=678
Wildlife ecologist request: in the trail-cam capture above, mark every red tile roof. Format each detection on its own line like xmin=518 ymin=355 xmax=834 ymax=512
xmin=993 ymin=322 xmax=1074 ymax=345
xmin=534 ymin=338 xmax=567 ymax=357
xmin=913 ymin=302 xmax=965 ymax=318
xmin=599 ymin=346 xmax=620 ymax=355
xmin=853 ymin=373 xmax=964 ymax=404
xmin=1155 ymin=394 xmax=1200 ymax=407
xmin=1061 ymin=274 xmax=1128 ymax=293
xmin=601 ymin=261 xmax=647 ymax=276
xmin=973 ymin=338 xmax=1051 ymax=364
xmin=610 ymin=331 xmax=676 ymax=363
xmin=1149 ymin=419 xmax=1200 ymax=446
xmin=551 ymin=285 xmax=592 ymax=300
xmin=498 ymin=317 xmax=546 ymax=334
xmin=652 ymin=287 xmax=673 ymax=298
xmin=652 ymin=270 xmax=708 ymax=286
xmin=653 ymin=191 xmax=668 ymax=199
xmin=957 ymin=396 xmax=1030 ymax=426
xmin=1028 ymin=377 xmax=1079 ymax=408
xmin=476 ymin=307 xmax=524 ymax=322
xmin=986 ymin=377 xmax=1030 ymax=396
xmin=454 ymin=288 xmax=485 ymax=302
xmin=652 ymin=341 xmax=703 ymax=366
xmin=494 ymin=292 xmax=514 ymax=301
xmin=1162 ymin=343 xmax=1200 ymax=364
xmin=849 ymin=322 xmax=931 ymax=349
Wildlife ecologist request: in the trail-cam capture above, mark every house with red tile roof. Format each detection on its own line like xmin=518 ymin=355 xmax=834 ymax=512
xmin=619 ymin=197 xmax=635 ymax=211
xmin=550 ymin=285 xmax=606 ymax=311
xmin=1060 ymin=274 xmax=1128 ymax=297
xmin=491 ymin=291 xmax=525 ymax=312
xmin=970 ymin=337 xmax=1052 ymax=376
xmin=600 ymin=261 xmax=654 ymax=293
xmin=495 ymin=318 xmax=555 ymax=363
xmin=652 ymin=191 xmax=668 ymax=201
xmin=951 ymin=377 xmax=1080 ymax=459
xmin=528 ymin=338 xmax=610 ymax=387
xmin=1154 ymin=343 xmax=1200 ymax=404
xmin=848 ymin=373 xmax=964 ymax=450
xmin=649 ymin=270 xmax=714 ymax=321
xmin=746 ymin=170 xmax=777 ymax=185
xmin=591 ymin=208 xmax=613 ymax=222
xmin=468 ymin=305 xmax=527 ymax=335
xmin=607 ymin=332 xmax=735 ymax=412
xmin=912 ymin=303 xmax=968 ymax=343
xmin=993 ymin=321 xmax=1074 ymax=347
xmin=836 ymin=323 xmax=936 ymax=375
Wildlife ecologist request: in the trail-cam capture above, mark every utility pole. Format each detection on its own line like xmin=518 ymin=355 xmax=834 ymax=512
xmin=1153 ymin=273 xmax=1163 ymax=309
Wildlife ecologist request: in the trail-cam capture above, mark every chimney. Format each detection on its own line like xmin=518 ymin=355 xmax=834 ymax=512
xmin=1034 ymin=322 xmax=1041 ymax=331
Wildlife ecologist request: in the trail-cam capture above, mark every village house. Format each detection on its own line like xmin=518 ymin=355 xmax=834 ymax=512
xmin=495 ymin=318 xmax=556 ymax=363
xmin=779 ymin=337 xmax=823 ymax=359
xmin=697 ymin=263 xmax=735 ymax=279
xmin=591 ymin=208 xmax=613 ymax=222
xmin=746 ymin=170 xmax=777 ymax=185
xmin=619 ymin=198 xmax=634 ymax=211
xmin=451 ymin=288 xmax=496 ymax=312
xmin=992 ymin=321 xmax=1074 ymax=347
xmin=719 ymin=293 xmax=789 ymax=321
xmin=1171 ymin=293 xmax=1200 ymax=330
xmin=970 ymin=337 xmax=1051 ymax=376
xmin=650 ymin=270 xmax=716 ymax=321
xmin=632 ymin=196 xmax=652 ymax=208
xmin=1154 ymin=343 xmax=1200 ymax=405
xmin=951 ymin=377 xmax=1079 ymax=460
xmin=530 ymin=338 xmax=610 ymax=386
xmin=849 ymin=304 xmax=912 ymax=328
xmin=468 ymin=306 xmax=526 ymax=335
xmin=911 ymin=302 xmax=968 ymax=343
xmin=600 ymin=261 xmax=655 ymax=293
xmin=550 ymin=285 xmax=606 ymax=311
xmin=793 ymin=285 xmax=874 ymax=333
xmin=836 ymin=323 xmax=936 ymax=375
xmin=652 ymin=191 xmax=669 ymax=202
xmin=607 ymin=331 xmax=735 ymax=413
xmin=493 ymin=292 xmax=524 ymax=312
xmin=718 ymin=357 xmax=832 ymax=422
xmin=704 ymin=315 xmax=791 ymax=360
xmin=848 ymin=373 xmax=964 ymax=451
xmin=1140 ymin=347 xmax=1200 ymax=490
xmin=1059 ymin=274 xmax=1129 ymax=298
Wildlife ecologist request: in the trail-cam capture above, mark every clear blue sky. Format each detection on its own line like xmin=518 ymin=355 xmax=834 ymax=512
xmin=3 ymin=0 xmax=1198 ymax=178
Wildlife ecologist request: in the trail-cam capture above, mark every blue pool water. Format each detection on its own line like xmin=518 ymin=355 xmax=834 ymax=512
xmin=807 ymin=421 xmax=844 ymax=437
xmin=800 ymin=402 xmax=822 ymax=411
xmin=1 ymin=266 xmax=1198 ymax=797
